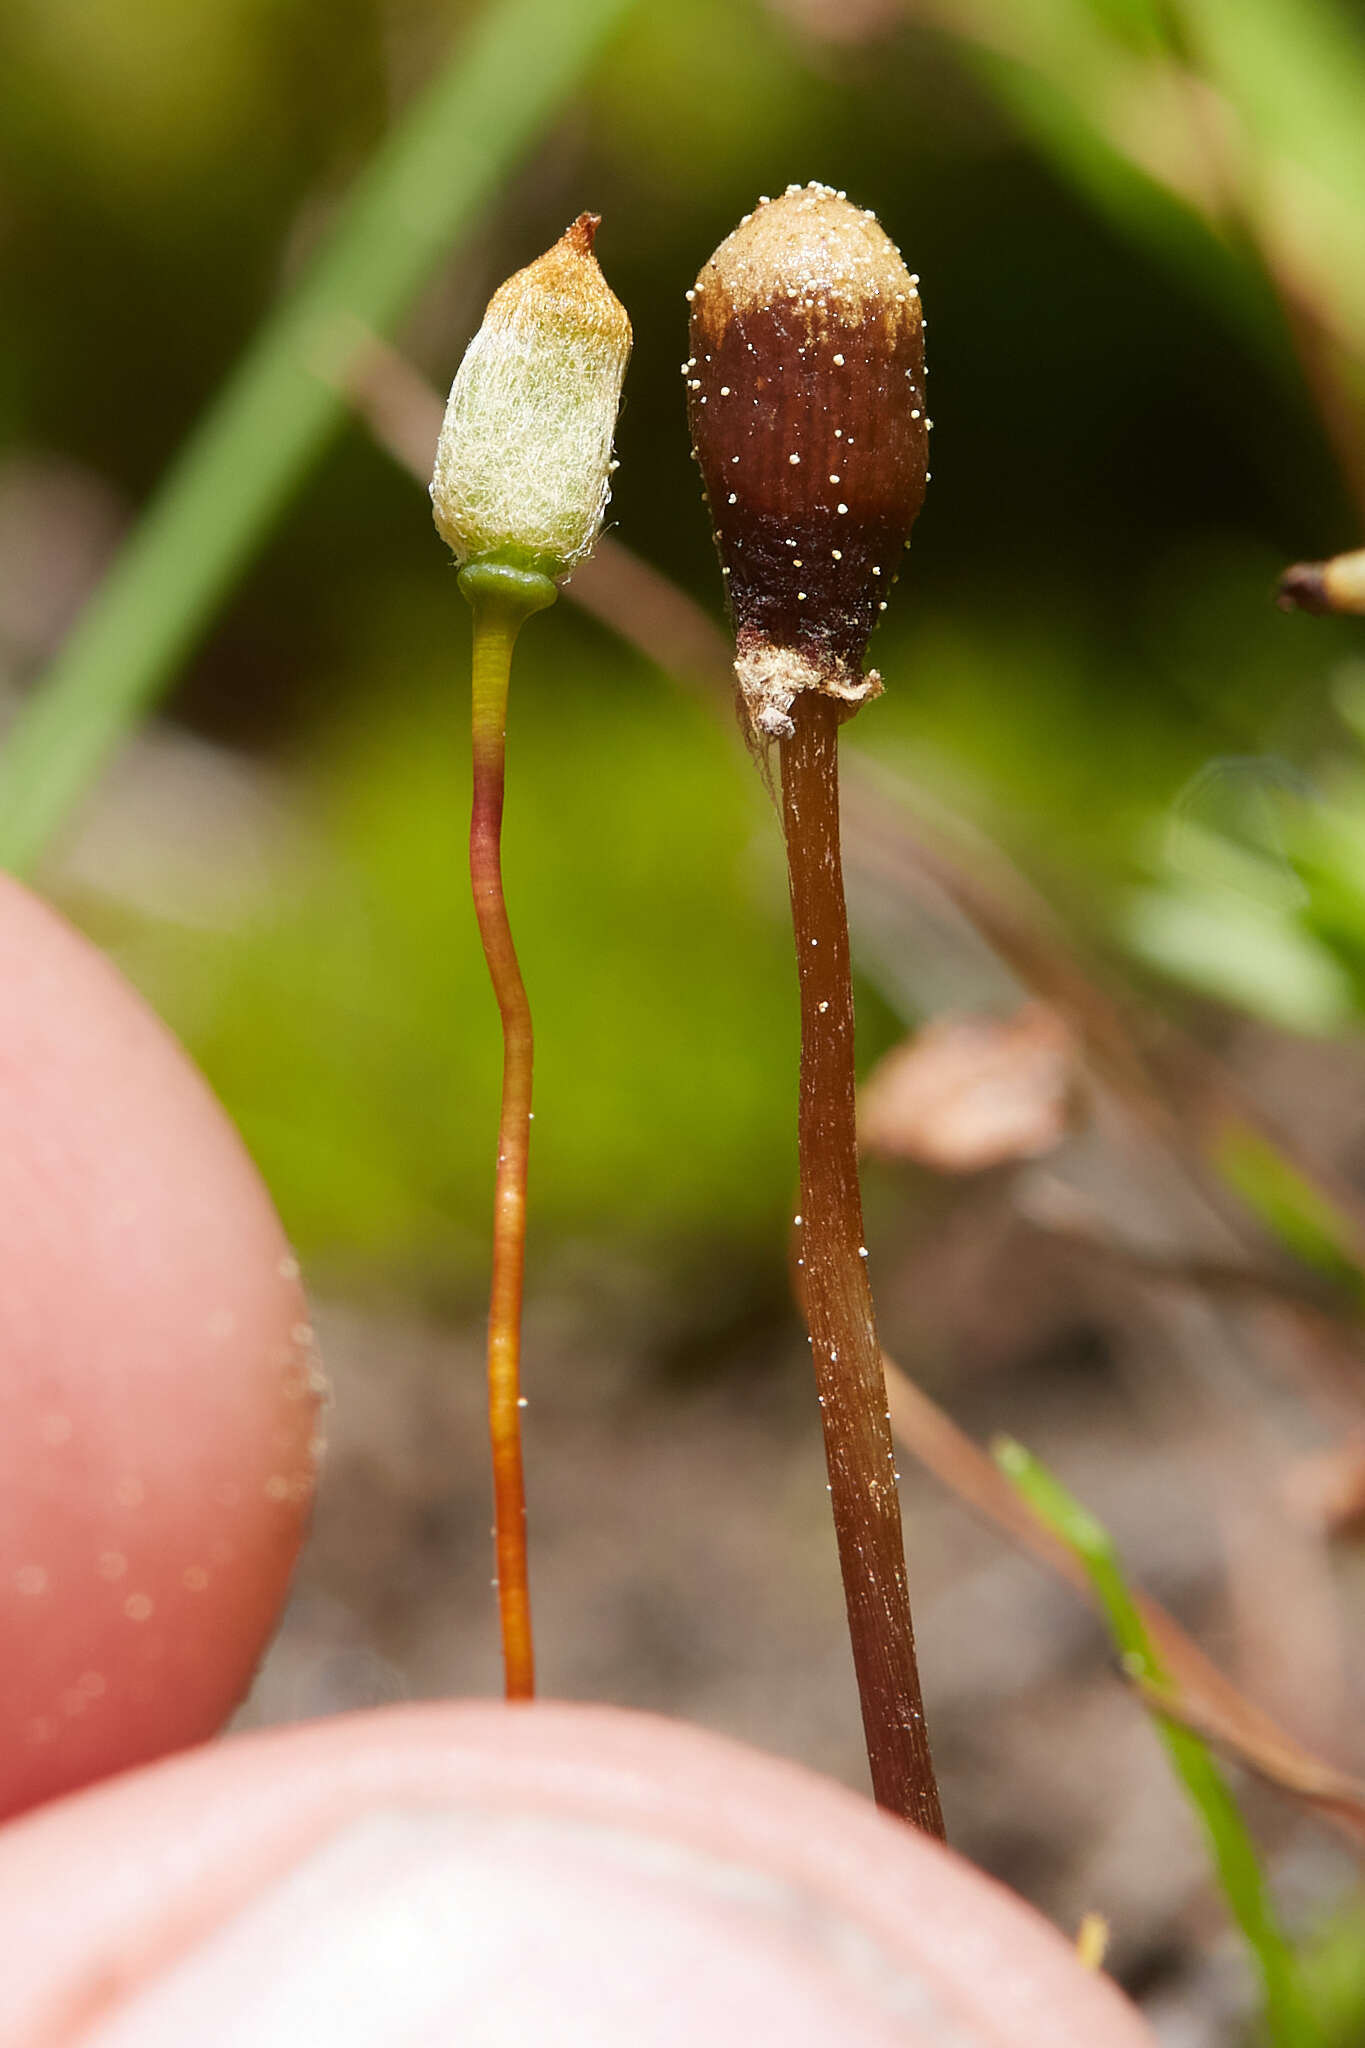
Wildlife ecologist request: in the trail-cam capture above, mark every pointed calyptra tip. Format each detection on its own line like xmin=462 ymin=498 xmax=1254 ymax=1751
xmin=565 ymin=211 xmax=601 ymax=256
xmin=430 ymin=215 xmax=631 ymax=580
xmin=1278 ymin=547 xmax=1365 ymax=616
xmin=686 ymin=183 xmax=928 ymax=741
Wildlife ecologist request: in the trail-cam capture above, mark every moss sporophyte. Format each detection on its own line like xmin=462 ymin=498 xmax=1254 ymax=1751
xmin=432 ymin=213 xmax=631 ymax=581
xmin=432 ymin=215 xmax=630 ymax=1699
xmin=1278 ymin=545 xmax=1365 ymax=616
xmin=686 ymin=182 xmax=929 ymax=748
xmin=687 ymin=185 xmax=943 ymax=1832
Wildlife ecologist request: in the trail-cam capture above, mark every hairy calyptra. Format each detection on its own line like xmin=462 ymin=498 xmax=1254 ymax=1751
xmin=432 ymin=214 xmax=631 ymax=581
xmin=686 ymin=182 xmax=928 ymax=742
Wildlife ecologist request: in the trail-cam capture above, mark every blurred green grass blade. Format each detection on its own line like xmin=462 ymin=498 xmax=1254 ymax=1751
xmin=0 ymin=0 xmax=636 ymax=877
xmin=1179 ymin=0 xmax=1365 ymax=352
xmin=1080 ymin=0 xmax=1171 ymax=58
xmin=1212 ymin=1122 xmax=1365 ymax=1304
xmin=965 ymin=44 xmax=1274 ymax=332
xmin=1298 ymin=1890 xmax=1365 ymax=2047
xmin=994 ymin=1437 xmax=1326 ymax=2048
xmin=923 ymin=0 xmax=1281 ymax=351
xmin=1179 ymin=0 xmax=1365 ymax=217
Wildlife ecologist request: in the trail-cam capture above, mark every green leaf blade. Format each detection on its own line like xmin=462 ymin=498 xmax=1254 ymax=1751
xmin=0 ymin=0 xmax=637 ymax=875
xmin=995 ymin=1435 xmax=1327 ymax=2048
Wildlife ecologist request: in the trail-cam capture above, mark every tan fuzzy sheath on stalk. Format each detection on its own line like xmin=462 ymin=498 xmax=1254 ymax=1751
xmin=431 ymin=215 xmax=631 ymax=579
xmin=687 ymin=183 xmax=928 ymax=742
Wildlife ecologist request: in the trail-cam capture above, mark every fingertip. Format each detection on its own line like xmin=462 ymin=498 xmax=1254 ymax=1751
xmin=0 ymin=1702 xmax=1155 ymax=2045
xmin=0 ymin=877 xmax=320 ymax=1817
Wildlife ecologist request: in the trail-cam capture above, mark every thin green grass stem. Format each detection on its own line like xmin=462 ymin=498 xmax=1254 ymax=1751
xmin=994 ymin=1436 xmax=1326 ymax=2048
xmin=0 ymin=0 xmax=636 ymax=876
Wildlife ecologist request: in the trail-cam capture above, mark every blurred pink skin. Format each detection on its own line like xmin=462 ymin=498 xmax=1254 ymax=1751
xmin=0 ymin=875 xmax=1154 ymax=2044
xmin=0 ymin=1700 xmax=1154 ymax=2047
xmin=0 ymin=874 xmax=321 ymax=1820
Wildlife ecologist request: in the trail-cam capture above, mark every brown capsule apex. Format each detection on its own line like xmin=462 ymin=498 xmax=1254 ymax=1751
xmin=1278 ymin=547 xmax=1365 ymax=617
xmin=687 ymin=183 xmax=928 ymax=741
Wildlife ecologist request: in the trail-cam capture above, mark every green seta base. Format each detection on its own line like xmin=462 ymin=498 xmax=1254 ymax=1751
xmin=458 ymin=559 xmax=558 ymax=629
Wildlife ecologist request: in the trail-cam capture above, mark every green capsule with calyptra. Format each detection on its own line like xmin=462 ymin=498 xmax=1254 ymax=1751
xmin=431 ymin=213 xmax=631 ymax=587
xmin=686 ymin=183 xmax=929 ymax=743
xmin=426 ymin=216 xmax=629 ymax=1703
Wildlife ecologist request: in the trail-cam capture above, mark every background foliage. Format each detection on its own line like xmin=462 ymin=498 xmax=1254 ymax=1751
xmin=4 ymin=2 xmax=1365 ymax=2036
xmin=3 ymin=0 xmax=1360 ymax=1293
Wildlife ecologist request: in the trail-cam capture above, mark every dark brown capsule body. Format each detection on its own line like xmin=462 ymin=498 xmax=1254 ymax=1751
xmin=687 ymin=183 xmax=928 ymax=739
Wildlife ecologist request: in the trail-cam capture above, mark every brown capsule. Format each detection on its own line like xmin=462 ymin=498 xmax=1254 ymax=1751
xmin=687 ymin=183 xmax=928 ymax=740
